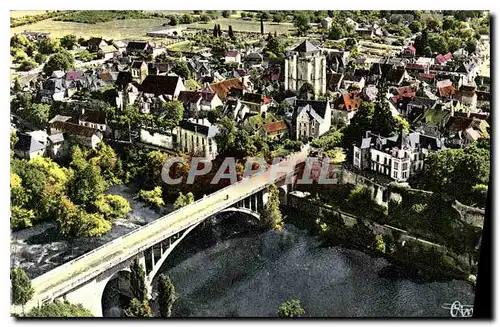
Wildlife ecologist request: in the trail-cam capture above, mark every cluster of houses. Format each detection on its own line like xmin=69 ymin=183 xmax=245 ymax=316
xmin=12 ymin=28 xmax=490 ymax=183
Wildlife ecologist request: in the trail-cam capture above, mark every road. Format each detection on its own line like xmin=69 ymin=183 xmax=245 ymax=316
xmin=21 ymin=146 xmax=310 ymax=310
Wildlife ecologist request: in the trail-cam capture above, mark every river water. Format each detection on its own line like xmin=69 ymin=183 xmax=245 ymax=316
xmin=144 ymin=214 xmax=475 ymax=318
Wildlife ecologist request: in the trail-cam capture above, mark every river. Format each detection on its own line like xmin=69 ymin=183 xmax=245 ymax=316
xmin=136 ymin=214 xmax=475 ymax=318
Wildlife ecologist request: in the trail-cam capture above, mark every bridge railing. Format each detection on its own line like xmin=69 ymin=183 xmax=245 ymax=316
xmin=31 ymin=147 xmax=309 ymax=295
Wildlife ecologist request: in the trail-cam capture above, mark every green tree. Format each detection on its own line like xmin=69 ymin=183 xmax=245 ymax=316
xmin=261 ymin=184 xmax=283 ymax=230
xmin=215 ymin=117 xmax=236 ymax=154
xmin=442 ymin=16 xmax=455 ymax=31
xmin=60 ymin=34 xmax=78 ymax=50
xmin=172 ymin=61 xmax=191 ymax=79
xmin=92 ymin=194 xmax=131 ymax=220
xmin=375 ymin=234 xmax=386 ymax=253
xmin=11 ymin=267 xmax=34 ymax=312
xmin=18 ymin=59 xmax=37 ymax=71
xmin=169 ymin=15 xmax=179 ymax=26
xmin=180 ymin=14 xmax=193 ymax=24
xmin=159 ymin=100 xmax=184 ymax=131
xmin=429 ymin=35 xmax=449 ymax=54
xmin=11 ymin=206 xmax=35 ymax=231
xmin=25 ymin=301 xmax=93 ymax=317
xmin=231 ymin=129 xmax=257 ymax=158
xmin=34 ymin=52 xmax=48 ymax=64
xmin=342 ymin=101 xmax=375 ymax=148
xmin=294 ymin=12 xmax=310 ymax=36
xmin=207 ymin=106 xmax=223 ymax=124
xmin=408 ymin=21 xmax=422 ymax=33
xmin=228 ymin=25 xmax=235 ymax=39
xmin=264 ymin=34 xmax=284 ymax=57
xmin=38 ymin=37 xmax=60 ymax=55
xmin=130 ymin=259 xmax=147 ymax=302
xmin=328 ymin=23 xmax=345 ymax=40
xmin=24 ymin=103 xmax=50 ymax=128
xmin=56 ymin=197 xmax=111 ymax=238
xmin=68 ymin=158 xmax=106 ymax=206
xmin=371 ymin=87 xmax=397 ymax=136
xmin=123 ymin=299 xmax=152 ymax=317
xmin=278 ymin=299 xmax=305 ymax=317
xmin=222 ymin=10 xmax=231 ymax=18
xmin=157 ymin=274 xmax=177 ymax=317
xmin=136 ymin=187 xmax=165 ymax=207
xmin=43 ymin=50 xmax=74 ymax=75
xmin=173 ymin=192 xmax=194 ymax=209
xmin=273 ymin=13 xmax=284 ymax=23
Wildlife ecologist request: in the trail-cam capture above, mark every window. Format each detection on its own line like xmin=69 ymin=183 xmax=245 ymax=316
xmin=402 ymin=171 xmax=407 ymax=179
xmin=384 ymin=157 xmax=387 ymax=165
xmin=393 ymin=171 xmax=398 ymax=179
xmin=403 ymin=162 xmax=408 ymax=170
xmin=355 ymin=151 xmax=360 ymax=159
xmin=414 ymin=154 xmax=418 ymax=161
xmin=376 ymin=154 xmax=380 ymax=162
xmin=394 ymin=162 xmax=399 ymax=170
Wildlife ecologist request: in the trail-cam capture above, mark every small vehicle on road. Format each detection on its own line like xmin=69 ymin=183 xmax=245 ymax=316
xmin=225 ymin=194 xmax=229 ymax=200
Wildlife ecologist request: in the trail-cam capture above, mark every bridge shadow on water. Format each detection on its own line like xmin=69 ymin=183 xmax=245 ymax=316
xmin=101 ymin=211 xmax=262 ymax=317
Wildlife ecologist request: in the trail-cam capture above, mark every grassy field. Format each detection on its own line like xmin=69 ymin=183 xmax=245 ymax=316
xmin=190 ymin=18 xmax=295 ymax=34
xmin=11 ymin=18 xmax=169 ymax=40
xmin=10 ymin=10 xmax=51 ymax=18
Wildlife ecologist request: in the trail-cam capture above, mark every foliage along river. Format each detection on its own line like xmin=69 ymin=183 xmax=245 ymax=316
xmin=104 ymin=213 xmax=475 ymax=318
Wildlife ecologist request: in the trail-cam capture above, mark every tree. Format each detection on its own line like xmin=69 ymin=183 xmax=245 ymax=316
xmin=260 ymin=16 xmax=264 ymax=35
xmin=38 ymin=37 xmax=60 ymax=55
xmin=25 ymin=301 xmax=93 ymax=317
xmin=429 ymin=35 xmax=449 ymax=54
xmin=43 ymin=50 xmax=74 ymax=75
xmin=371 ymin=87 xmax=397 ymax=136
xmin=68 ymin=158 xmax=106 ymax=206
xmin=60 ymin=34 xmax=78 ymax=50
xmin=136 ymin=187 xmax=165 ymax=207
xmin=11 ymin=267 xmax=34 ymax=312
xmin=173 ymin=192 xmax=195 ymax=209
xmin=23 ymin=103 xmax=50 ymax=128
xmin=231 ymin=130 xmax=257 ymax=158
xmin=261 ymin=184 xmax=283 ymax=230
xmin=18 ymin=59 xmax=37 ymax=71
xmin=408 ymin=21 xmax=422 ymax=33
xmin=215 ymin=117 xmax=236 ymax=154
xmin=228 ymin=25 xmax=235 ymax=39
xmin=34 ymin=52 xmax=48 ymax=64
xmin=11 ymin=206 xmax=35 ymax=231
xmin=328 ymin=23 xmax=345 ymax=40
xmin=169 ymin=15 xmax=179 ymax=26
xmin=273 ymin=13 xmax=284 ymax=23
xmin=442 ymin=16 xmax=455 ymax=31
xmin=414 ymin=29 xmax=429 ymax=56
xmin=157 ymin=274 xmax=177 ymax=317
xmin=123 ymin=298 xmax=152 ymax=318
xmin=465 ymin=39 xmax=477 ymax=54
xmin=130 ymin=259 xmax=147 ymax=302
xmin=56 ymin=197 xmax=111 ymax=238
xmin=294 ymin=12 xmax=310 ymax=36
xmin=342 ymin=101 xmax=375 ymax=148
xmin=278 ymin=299 xmax=305 ymax=317
xmin=264 ymin=34 xmax=284 ymax=57
xmin=172 ymin=61 xmax=191 ymax=79
xmin=222 ymin=10 xmax=230 ymax=18
xmin=207 ymin=106 xmax=223 ymax=124
xmin=92 ymin=194 xmax=131 ymax=220
xmin=180 ymin=14 xmax=193 ymax=24
xmin=426 ymin=17 xmax=442 ymax=32
xmin=159 ymin=100 xmax=184 ymax=131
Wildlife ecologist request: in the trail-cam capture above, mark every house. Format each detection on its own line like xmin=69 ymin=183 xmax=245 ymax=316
xmin=456 ymin=85 xmax=478 ymax=111
xmin=46 ymin=133 xmax=66 ymax=159
xmin=443 ymin=116 xmax=489 ymax=148
xmin=353 ymin=130 xmax=443 ymax=182
xmin=321 ymin=17 xmax=333 ymax=29
xmin=363 ymin=85 xmax=378 ymax=102
xmin=208 ymin=78 xmax=250 ymax=101
xmin=243 ymin=52 xmax=264 ymax=69
xmin=435 ymin=53 xmax=453 ymax=65
xmin=405 ymin=96 xmax=437 ymax=122
xmin=13 ymin=133 xmax=46 ymax=159
xmin=240 ymin=93 xmax=271 ymax=114
xmin=385 ymin=68 xmax=408 ymax=86
xmin=284 ymin=41 xmax=327 ymax=98
xmin=436 ymin=79 xmax=456 ymax=99
xmin=78 ymin=109 xmax=109 ymax=132
xmin=39 ymin=77 xmax=66 ymax=102
xmin=324 ymin=49 xmax=349 ymax=73
xmin=131 ymin=61 xmax=149 ymax=83
xmin=333 ymin=93 xmax=362 ymax=125
xmin=98 ymin=45 xmax=119 ymax=60
xmin=259 ymin=120 xmax=289 ymax=140
xmin=415 ymin=57 xmax=435 ymax=72
xmin=326 ymin=72 xmax=344 ymax=92
xmin=223 ymin=99 xmax=249 ymax=123
xmin=140 ymin=75 xmax=185 ymax=99
xmin=342 ymin=74 xmax=365 ymax=90
xmin=49 ymin=121 xmax=103 ymax=149
xmin=293 ymin=100 xmax=331 ymax=141
xmin=87 ymin=37 xmax=108 ymax=52
xmin=402 ymin=45 xmax=416 ymax=57
xmin=126 ymin=41 xmax=154 ymax=56
xmin=225 ymin=51 xmax=241 ymax=64
xmin=112 ymin=40 xmax=127 ymax=53
xmin=178 ymin=90 xmax=223 ymax=115
xmin=148 ymin=62 xmax=174 ymax=76
xmin=177 ymin=118 xmax=219 ymax=159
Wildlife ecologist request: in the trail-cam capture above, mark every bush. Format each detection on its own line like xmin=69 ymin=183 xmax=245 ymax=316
xmin=11 ymin=206 xmax=35 ymax=230
xmin=92 ymin=194 xmax=131 ymax=220
xmin=136 ymin=186 xmax=165 ymax=207
xmin=18 ymin=59 xmax=37 ymax=71
xmin=278 ymin=299 xmax=305 ymax=317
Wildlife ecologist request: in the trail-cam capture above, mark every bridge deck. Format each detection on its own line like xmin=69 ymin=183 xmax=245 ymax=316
xmin=24 ymin=148 xmax=309 ymax=306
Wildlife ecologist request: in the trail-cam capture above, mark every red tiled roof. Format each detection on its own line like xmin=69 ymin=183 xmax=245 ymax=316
xmin=443 ymin=52 xmax=453 ymax=61
xmin=397 ymin=86 xmax=416 ymax=98
xmin=338 ymin=93 xmax=362 ymax=111
xmin=419 ymin=73 xmax=435 ymax=80
xmin=439 ymin=85 xmax=456 ymax=97
xmin=435 ymin=54 xmax=446 ymax=64
xmin=209 ymin=78 xmax=247 ymax=99
xmin=226 ymin=51 xmax=239 ymax=57
xmin=262 ymin=120 xmax=288 ymax=134
xmin=406 ymin=64 xmax=425 ymax=71
xmin=407 ymin=45 xmax=416 ymax=53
